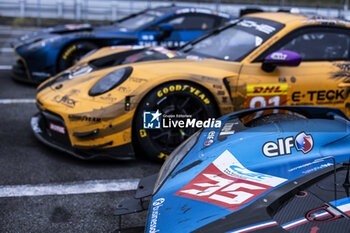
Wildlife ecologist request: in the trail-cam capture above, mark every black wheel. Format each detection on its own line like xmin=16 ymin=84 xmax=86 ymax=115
xmin=58 ymin=41 xmax=97 ymax=72
xmin=133 ymin=81 xmax=218 ymax=162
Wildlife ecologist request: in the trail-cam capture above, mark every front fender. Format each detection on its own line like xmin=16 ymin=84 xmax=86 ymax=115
xmin=15 ymin=37 xmax=76 ymax=77
xmin=126 ymin=74 xmax=234 ymax=117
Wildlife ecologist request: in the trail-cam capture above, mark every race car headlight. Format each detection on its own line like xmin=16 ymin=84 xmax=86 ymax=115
xmin=153 ymin=129 xmax=202 ymax=194
xmin=27 ymin=36 xmax=61 ymax=50
xmin=88 ymin=67 xmax=133 ymax=96
xmin=26 ymin=39 xmax=43 ymax=50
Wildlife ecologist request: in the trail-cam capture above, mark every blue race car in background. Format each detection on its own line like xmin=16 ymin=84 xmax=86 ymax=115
xmin=11 ymin=6 xmax=231 ymax=83
xmin=115 ymin=106 xmax=350 ymax=233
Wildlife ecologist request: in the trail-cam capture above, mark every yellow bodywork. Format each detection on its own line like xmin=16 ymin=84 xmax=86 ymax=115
xmin=37 ymin=12 xmax=350 ymax=151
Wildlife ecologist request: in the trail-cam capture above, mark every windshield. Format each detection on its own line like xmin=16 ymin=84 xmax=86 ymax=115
xmin=117 ymin=10 xmax=164 ymax=31
xmin=183 ymin=18 xmax=285 ymax=61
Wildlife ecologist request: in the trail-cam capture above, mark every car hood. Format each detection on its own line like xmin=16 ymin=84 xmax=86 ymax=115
xmin=146 ymin=113 xmax=350 ymax=232
xmin=12 ymin=24 xmax=138 ymax=48
xmin=11 ymin=24 xmax=92 ymax=48
xmin=36 ymin=58 xmax=237 ymax=125
xmin=37 ymin=57 xmax=237 ymax=102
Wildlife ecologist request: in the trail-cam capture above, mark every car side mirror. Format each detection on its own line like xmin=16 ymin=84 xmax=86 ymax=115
xmin=262 ymin=50 xmax=302 ymax=72
xmin=156 ymin=23 xmax=174 ymax=39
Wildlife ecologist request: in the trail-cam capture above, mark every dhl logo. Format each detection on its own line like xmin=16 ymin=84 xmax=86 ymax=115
xmin=247 ymin=84 xmax=288 ymax=96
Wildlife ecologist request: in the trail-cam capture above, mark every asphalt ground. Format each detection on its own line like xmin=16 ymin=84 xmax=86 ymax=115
xmin=0 ymin=26 xmax=161 ymax=232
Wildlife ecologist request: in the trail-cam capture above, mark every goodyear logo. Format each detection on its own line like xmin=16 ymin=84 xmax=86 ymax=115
xmin=63 ymin=45 xmax=77 ymax=60
xmin=247 ymin=84 xmax=288 ymax=96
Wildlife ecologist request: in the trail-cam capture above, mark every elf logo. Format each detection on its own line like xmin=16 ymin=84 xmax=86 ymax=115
xmin=263 ymin=132 xmax=313 ymax=157
xmin=295 ymin=132 xmax=313 ymax=153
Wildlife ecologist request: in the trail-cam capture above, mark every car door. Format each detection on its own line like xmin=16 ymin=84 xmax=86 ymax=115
xmin=236 ymin=26 xmax=350 ymax=116
xmin=139 ymin=13 xmax=218 ymax=48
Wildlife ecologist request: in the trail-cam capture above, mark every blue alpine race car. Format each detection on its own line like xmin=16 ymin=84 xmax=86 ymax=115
xmin=11 ymin=6 xmax=231 ymax=83
xmin=115 ymin=106 xmax=350 ymax=232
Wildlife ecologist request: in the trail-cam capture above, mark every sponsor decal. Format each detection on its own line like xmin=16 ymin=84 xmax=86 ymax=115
xmin=49 ymin=123 xmax=65 ymax=134
xmin=247 ymin=84 xmax=288 ymax=96
xmin=278 ymin=77 xmax=287 ymax=83
xmin=301 ymin=163 xmax=333 ymax=175
xmin=175 ymin=150 xmax=286 ymax=211
xmin=204 ymin=139 xmax=214 ymax=146
xmin=204 ymin=131 xmax=215 ymax=146
xmin=139 ymin=41 xmax=186 ymax=48
xmin=68 ymin=115 xmax=101 ymax=122
xmin=213 ymin=84 xmax=222 ymax=89
xmin=294 ymin=132 xmax=313 ymax=153
xmin=157 ymin=84 xmax=211 ymax=104
xmin=129 ymin=77 xmax=147 ymax=83
xmin=139 ymin=129 xmax=147 ymax=138
xmin=99 ymin=94 xmax=117 ymax=103
xmin=246 ymin=84 xmax=288 ymax=119
xmin=219 ymin=122 xmax=236 ymax=136
xmin=53 ymin=95 xmax=77 ymax=108
xmin=288 ymin=160 xmax=332 ymax=173
xmin=199 ymin=76 xmax=220 ymax=83
xmin=149 ymin=198 xmax=165 ymax=233
xmin=63 ymin=45 xmax=77 ymax=60
xmin=262 ymin=132 xmax=314 ymax=157
xmin=292 ymin=90 xmax=345 ymax=103
xmin=153 ymin=198 xmax=165 ymax=206
xmin=238 ymin=20 xmax=276 ymax=34
xmin=270 ymin=52 xmax=287 ymax=60
xmin=117 ymin=86 xmax=132 ymax=93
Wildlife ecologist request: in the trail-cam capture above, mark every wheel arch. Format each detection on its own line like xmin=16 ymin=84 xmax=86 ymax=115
xmin=56 ymin=39 xmax=99 ymax=73
xmin=130 ymin=79 xmax=221 ymax=146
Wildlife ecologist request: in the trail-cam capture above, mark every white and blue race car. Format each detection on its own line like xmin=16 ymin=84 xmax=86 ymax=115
xmin=116 ymin=106 xmax=350 ymax=233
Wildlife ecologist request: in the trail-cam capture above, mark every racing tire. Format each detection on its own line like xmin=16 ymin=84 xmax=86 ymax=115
xmin=58 ymin=41 xmax=98 ymax=72
xmin=133 ymin=81 xmax=219 ymax=162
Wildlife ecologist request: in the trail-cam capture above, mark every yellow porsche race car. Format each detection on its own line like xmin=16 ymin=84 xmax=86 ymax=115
xmin=32 ymin=12 xmax=350 ymax=162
